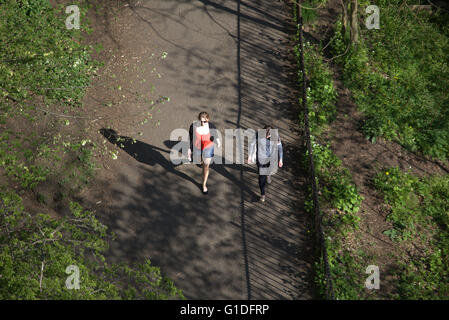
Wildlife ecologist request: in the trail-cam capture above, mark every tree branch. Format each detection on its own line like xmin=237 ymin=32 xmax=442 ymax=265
xmin=290 ymin=0 xmax=327 ymax=10
xmin=39 ymin=260 xmax=45 ymax=293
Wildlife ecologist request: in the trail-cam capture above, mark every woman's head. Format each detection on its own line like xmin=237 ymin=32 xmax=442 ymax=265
xmin=264 ymin=124 xmax=272 ymax=138
xmin=198 ymin=111 xmax=210 ymax=125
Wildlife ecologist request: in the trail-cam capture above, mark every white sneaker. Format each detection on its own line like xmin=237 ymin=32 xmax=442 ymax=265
xmin=260 ymin=195 xmax=265 ymax=202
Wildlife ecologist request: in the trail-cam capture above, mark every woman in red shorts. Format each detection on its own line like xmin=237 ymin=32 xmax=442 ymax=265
xmin=188 ymin=111 xmax=220 ymax=195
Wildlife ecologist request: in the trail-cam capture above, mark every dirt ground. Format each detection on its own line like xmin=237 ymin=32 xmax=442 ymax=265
xmin=305 ymin=0 xmax=449 ymax=298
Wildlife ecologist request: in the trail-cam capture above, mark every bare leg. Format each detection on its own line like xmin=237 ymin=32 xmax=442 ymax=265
xmin=202 ymin=157 xmax=211 ymax=191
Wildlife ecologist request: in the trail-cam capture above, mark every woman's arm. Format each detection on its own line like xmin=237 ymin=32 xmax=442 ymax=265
xmin=277 ymin=136 xmax=283 ymax=166
xmin=189 ymin=123 xmax=194 ymax=152
xmin=248 ymin=131 xmax=257 ymax=163
xmin=208 ymin=122 xmax=221 ymax=147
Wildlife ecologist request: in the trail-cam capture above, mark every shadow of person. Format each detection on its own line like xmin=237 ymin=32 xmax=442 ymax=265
xmin=210 ymin=160 xmax=260 ymax=201
xmin=100 ymin=128 xmax=201 ymax=189
xmin=163 ymin=139 xmax=259 ymax=200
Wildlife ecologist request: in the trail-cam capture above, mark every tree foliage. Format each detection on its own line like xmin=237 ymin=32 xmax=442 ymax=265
xmin=0 ymin=189 xmax=185 ymax=300
xmin=332 ymin=2 xmax=449 ymax=159
xmin=0 ymin=0 xmax=98 ymax=106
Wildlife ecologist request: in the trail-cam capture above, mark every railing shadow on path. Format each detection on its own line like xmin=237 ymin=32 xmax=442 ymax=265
xmin=234 ymin=0 xmax=315 ymax=299
xmin=80 ymin=0 xmax=316 ymax=300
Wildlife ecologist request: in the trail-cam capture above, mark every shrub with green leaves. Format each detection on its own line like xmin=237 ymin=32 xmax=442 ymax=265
xmin=295 ymin=42 xmax=338 ymax=134
xmin=293 ymin=3 xmax=365 ymax=298
xmin=332 ymin=3 xmax=449 ymax=159
xmin=300 ymin=0 xmax=328 ymax=24
xmin=0 ymin=189 xmax=185 ymax=300
xmin=0 ymin=0 xmax=97 ymax=106
xmin=374 ymin=167 xmax=420 ymax=240
xmin=311 ymin=139 xmax=363 ymax=216
xmin=0 ymin=130 xmax=50 ymax=189
xmin=374 ymin=168 xmax=449 ymax=299
xmin=303 ymin=136 xmax=364 ymax=299
xmin=0 ymin=0 xmax=99 ymax=193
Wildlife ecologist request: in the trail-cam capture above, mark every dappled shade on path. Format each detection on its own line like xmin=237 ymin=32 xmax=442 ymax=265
xmin=81 ymin=0 xmax=314 ymax=299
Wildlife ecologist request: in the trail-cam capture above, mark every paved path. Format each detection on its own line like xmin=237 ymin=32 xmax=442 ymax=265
xmin=84 ymin=0 xmax=314 ymax=299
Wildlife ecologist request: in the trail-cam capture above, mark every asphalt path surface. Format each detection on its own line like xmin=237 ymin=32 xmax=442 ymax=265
xmin=86 ymin=0 xmax=314 ymax=299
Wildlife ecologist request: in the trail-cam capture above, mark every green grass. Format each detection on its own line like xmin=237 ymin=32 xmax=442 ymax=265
xmin=306 ymin=137 xmax=365 ymax=300
xmin=0 ymin=0 xmax=100 ymax=194
xmin=329 ymin=3 xmax=449 ymax=296
xmin=374 ymin=168 xmax=449 ymax=299
xmin=332 ymin=3 xmax=449 ymax=160
xmin=308 ymin=138 xmax=363 ymax=217
xmin=0 ymin=0 xmax=97 ymax=106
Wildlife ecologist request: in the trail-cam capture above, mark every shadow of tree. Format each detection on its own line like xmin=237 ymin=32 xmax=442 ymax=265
xmin=79 ymin=0 xmax=315 ymax=300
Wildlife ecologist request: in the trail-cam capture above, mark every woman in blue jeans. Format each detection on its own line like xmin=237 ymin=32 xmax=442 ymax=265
xmin=188 ymin=111 xmax=221 ymax=195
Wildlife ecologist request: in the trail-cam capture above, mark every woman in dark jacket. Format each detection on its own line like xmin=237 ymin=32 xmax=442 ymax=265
xmin=248 ymin=125 xmax=283 ymax=202
xmin=188 ymin=111 xmax=220 ymax=195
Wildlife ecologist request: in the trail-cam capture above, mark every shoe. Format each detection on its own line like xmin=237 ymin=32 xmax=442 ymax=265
xmin=267 ymin=176 xmax=272 ymax=184
xmin=202 ymin=186 xmax=208 ymax=195
xmin=260 ymin=195 xmax=265 ymax=202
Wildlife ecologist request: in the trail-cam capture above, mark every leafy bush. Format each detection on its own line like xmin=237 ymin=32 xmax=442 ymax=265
xmin=0 ymin=130 xmax=50 ymax=189
xmin=374 ymin=168 xmax=449 ymax=298
xmin=0 ymin=0 xmax=98 ymax=106
xmin=0 ymin=189 xmax=184 ymax=300
xmin=293 ymin=4 xmax=365 ymax=298
xmin=316 ymin=249 xmax=368 ymax=300
xmin=311 ymin=139 xmax=363 ymax=215
xmin=374 ymin=167 xmax=421 ymax=240
xmin=296 ymin=42 xmax=338 ymax=134
xmin=0 ymin=1 xmax=99 ymax=193
xmin=332 ymin=4 xmax=449 ymax=159
xmin=0 ymin=1 xmax=183 ymax=301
